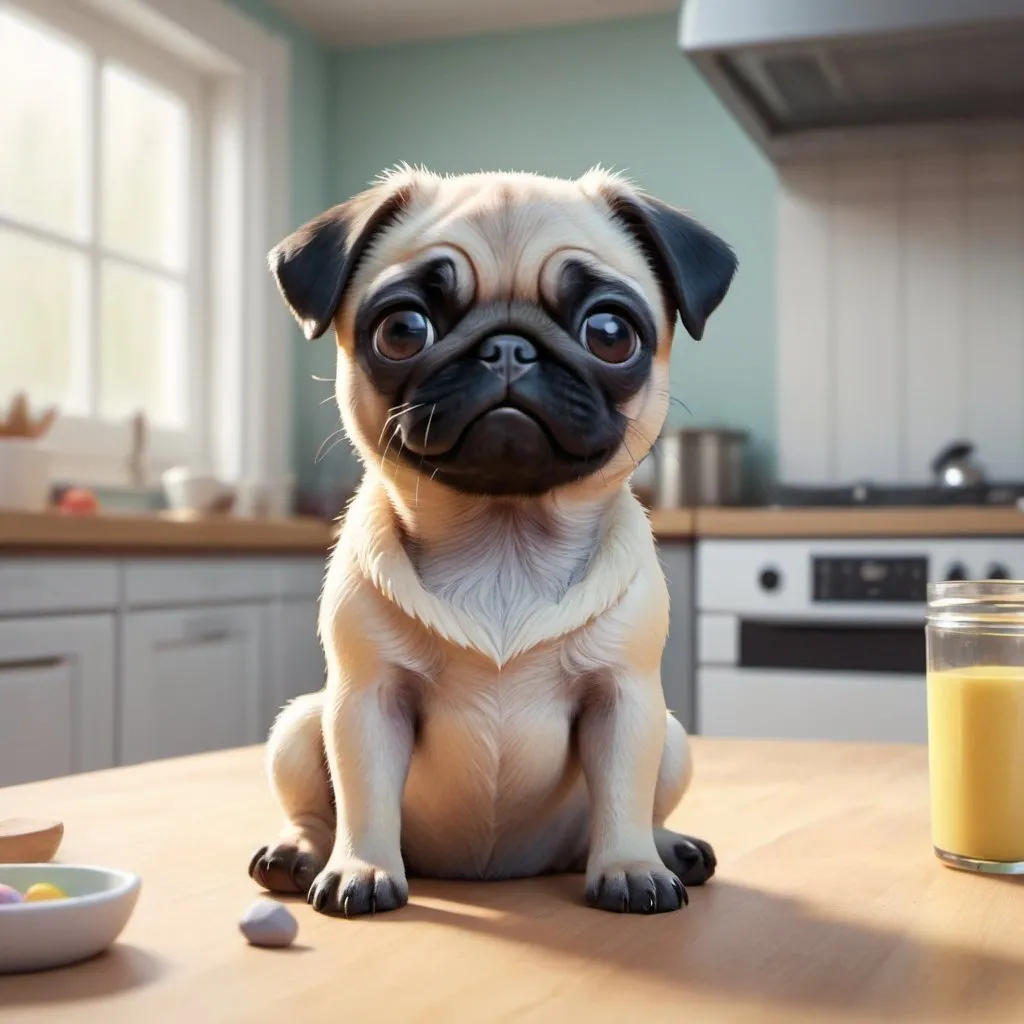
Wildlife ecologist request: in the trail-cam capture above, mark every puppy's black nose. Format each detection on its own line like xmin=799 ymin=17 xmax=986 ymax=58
xmin=477 ymin=334 xmax=537 ymax=383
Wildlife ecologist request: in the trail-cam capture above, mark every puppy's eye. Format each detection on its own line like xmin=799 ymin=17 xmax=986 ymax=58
xmin=373 ymin=310 xmax=435 ymax=361
xmin=581 ymin=311 xmax=638 ymax=364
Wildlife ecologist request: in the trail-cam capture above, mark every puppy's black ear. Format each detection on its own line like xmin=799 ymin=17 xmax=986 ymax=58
xmin=268 ymin=186 xmax=410 ymax=340
xmin=606 ymin=191 xmax=737 ymax=341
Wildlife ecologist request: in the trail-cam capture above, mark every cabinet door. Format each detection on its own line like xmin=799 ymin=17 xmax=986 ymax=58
xmin=0 ymin=615 xmax=115 ymax=786
xmin=262 ymin=598 xmax=325 ymax=736
xmin=120 ymin=604 xmax=264 ymax=765
xmin=659 ymin=543 xmax=695 ymax=733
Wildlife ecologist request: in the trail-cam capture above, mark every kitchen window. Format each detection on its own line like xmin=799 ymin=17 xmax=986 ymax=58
xmin=0 ymin=0 xmax=291 ymax=495
xmin=0 ymin=0 xmax=209 ymax=483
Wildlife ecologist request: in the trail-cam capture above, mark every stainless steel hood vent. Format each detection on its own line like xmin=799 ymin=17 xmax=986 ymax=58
xmin=680 ymin=0 xmax=1024 ymax=159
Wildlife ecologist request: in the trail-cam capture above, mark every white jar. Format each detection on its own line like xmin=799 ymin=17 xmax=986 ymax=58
xmin=0 ymin=437 xmax=51 ymax=511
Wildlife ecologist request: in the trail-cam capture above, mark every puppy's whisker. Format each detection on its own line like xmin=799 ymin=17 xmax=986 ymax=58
xmin=314 ymin=427 xmax=346 ymax=464
xmin=668 ymin=394 xmax=692 ymax=417
xmin=378 ymin=404 xmax=423 ymax=447
xmin=624 ymin=421 xmax=656 ymax=457
xmin=414 ymin=404 xmax=437 ymax=509
xmin=317 ymin=436 xmax=349 ymax=464
xmin=621 ymin=435 xmax=639 ymax=471
xmin=380 ymin=422 xmax=402 ymax=477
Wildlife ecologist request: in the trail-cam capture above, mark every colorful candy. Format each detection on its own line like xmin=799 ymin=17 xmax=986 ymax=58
xmin=22 ymin=882 xmax=67 ymax=902
xmin=0 ymin=883 xmax=23 ymax=905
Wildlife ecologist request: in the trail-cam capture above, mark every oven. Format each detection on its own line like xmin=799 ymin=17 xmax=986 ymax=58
xmin=695 ymin=538 xmax=1024 ymax=743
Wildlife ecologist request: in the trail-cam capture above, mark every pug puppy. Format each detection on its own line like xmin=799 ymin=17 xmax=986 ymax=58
xmin=249 ymin=167 xmax=737 ymax=916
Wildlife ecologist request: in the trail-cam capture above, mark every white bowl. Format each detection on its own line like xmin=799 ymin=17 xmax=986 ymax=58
xmin=0 ymin=864 xmax=141 ymax=973
xmin=160 ymin=466 xmax=234 ymax=514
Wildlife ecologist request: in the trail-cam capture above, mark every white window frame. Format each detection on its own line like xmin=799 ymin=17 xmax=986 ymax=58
xmin=3 ymin=0 xmax=292 ymax=496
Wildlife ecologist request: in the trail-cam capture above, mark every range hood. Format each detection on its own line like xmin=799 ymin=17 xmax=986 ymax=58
xmin=680 ymin=0 xmax=1024 ymax=159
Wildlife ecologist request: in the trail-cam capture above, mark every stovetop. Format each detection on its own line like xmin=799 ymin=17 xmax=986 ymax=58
xmin=767 ymin=482 xmax=1024 ymax=508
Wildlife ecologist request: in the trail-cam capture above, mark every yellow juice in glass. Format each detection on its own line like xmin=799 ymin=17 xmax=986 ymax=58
xmin=927 ymin=665 xmax=1024 ymax=864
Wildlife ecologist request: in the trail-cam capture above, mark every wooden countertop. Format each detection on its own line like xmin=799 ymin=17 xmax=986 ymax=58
xmin=651 ymin=505 xmax=1024 ymax=539
xmin=3 ymin=505 xmax=1024 ymax=555
xmin=0 ymin=510 xmax=336 ymax=554
xmin=4 ymin=740 xmax=1024 ymax=1023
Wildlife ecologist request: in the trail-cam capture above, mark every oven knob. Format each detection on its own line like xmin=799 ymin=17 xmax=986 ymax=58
xmin=987 ymin=563 xmax=1011 ymax=580
xmin=759 ymin=567 xmax=782 ymax=592
xmin=945 ymin=562 xmax=968 ymax=582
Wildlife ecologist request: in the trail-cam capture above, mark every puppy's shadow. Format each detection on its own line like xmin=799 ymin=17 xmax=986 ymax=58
xmin=374 ymin=876 xmax=1024 ymax=1020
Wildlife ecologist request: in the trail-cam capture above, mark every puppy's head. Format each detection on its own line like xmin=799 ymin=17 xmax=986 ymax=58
xmin=270 ymin=168 xmax=736 ymax=500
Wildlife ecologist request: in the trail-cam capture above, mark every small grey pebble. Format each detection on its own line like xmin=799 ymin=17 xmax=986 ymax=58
xmin=239 ymin=899 xmax=298 ymax=948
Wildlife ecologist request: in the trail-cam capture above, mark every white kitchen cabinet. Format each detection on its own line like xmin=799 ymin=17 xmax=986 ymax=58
xmin=262 ymin=598 xmax=325 ymax=736
xmin=120 ymin=604 xmax=265 ymax=765
xmin=0 ymin=615 xmax=115 ymax=786
xmin=123 ymin=559 xmax=279 ymax=608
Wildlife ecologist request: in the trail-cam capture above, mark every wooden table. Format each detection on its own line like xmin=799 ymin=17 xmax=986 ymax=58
xmin=3 ymin=740 xmax=1023 ymax=1023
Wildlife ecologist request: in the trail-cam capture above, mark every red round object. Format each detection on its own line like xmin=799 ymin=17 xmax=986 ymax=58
xmin=60 ymin=487 xmax=99 ymax=516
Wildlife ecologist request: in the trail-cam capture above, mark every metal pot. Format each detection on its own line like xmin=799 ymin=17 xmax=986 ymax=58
xmin=931 ymin=441 xmax=985 ymax=489
xmin=654 ymin=428 xmax=748 ymax=508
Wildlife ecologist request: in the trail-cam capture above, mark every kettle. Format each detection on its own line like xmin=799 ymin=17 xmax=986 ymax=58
xmin=931 ymin=441 xmax=985 ymax=489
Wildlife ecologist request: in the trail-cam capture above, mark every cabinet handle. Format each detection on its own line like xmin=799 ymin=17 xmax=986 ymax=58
xmin=0 ymin=656 xmax=62 ymax=671
xmin=182 ymin=618 xmax=233 ymax=645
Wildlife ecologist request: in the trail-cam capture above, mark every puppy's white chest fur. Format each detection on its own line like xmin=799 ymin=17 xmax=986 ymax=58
xmin=407 ymin=504 xmax=598 ymax=661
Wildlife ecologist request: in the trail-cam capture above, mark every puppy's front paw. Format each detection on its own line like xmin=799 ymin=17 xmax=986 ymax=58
xmin=585 ymin=861 xmax=687 ymax=914
xmin=307 ymin=862 xmax=408 ymax=917
xmin=249 ymin=842 xmax=323 ymax=895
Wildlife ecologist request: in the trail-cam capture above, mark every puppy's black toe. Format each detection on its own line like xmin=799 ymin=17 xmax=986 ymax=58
xmin=586 ymin=864 xmax=686 ymax=914
xmin=249 ymin=843 xmax=321 ymax=895
xmin=308 ymin=866 xmax=408 ymax=917
xmin=308 ymin=870 xmax=342 ymax=914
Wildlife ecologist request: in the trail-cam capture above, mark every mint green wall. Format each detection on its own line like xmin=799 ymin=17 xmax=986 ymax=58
xmin=318 ymin=13 xmax=778 ymax=495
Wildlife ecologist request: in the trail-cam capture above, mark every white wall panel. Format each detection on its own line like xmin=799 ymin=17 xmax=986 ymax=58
xmin=778 ymin=145 xmax=1024 ymax=485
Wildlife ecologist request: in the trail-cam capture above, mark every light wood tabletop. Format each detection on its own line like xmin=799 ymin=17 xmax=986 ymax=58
xmin=2 ymin=739 xmax=1023 ymax=1023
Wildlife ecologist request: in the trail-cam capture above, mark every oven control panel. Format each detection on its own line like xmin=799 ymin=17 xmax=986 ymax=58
xmin=812 ymin=556 xmax=928 ymax=603
xmin=699 ymin=539 xmax=1024 ymax=620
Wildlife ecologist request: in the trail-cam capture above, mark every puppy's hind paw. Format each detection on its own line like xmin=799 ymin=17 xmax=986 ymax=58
xmin=585 ymin=861 xmax=686 ymax=914
xmin=249 ymin=843 xmax=323 ymax=896
xmin=655 ymin=829 xmax=717 ymax=886
xmin=307 ymin=863 xmax=409 ymax=918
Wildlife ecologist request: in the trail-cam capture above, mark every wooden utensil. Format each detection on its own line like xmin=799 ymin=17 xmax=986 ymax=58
xmin=7 ymin=393 xmax=29 ymax=437
xmin=0 ymin=818 xmax=64 ymax=863
xmin=0 ymin=392 xmax=59 ymax=439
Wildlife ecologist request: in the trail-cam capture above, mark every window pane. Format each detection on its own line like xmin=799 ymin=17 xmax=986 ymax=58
xmin=100 ymin=263 xmax=186 ymax=428
xmin=0 ymin=229 xmax=86 ymax=413
xmin=101 ymin=64 xmax=189 ymax=269
xmin=0 ymin=10 xmax=88 ymax=234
